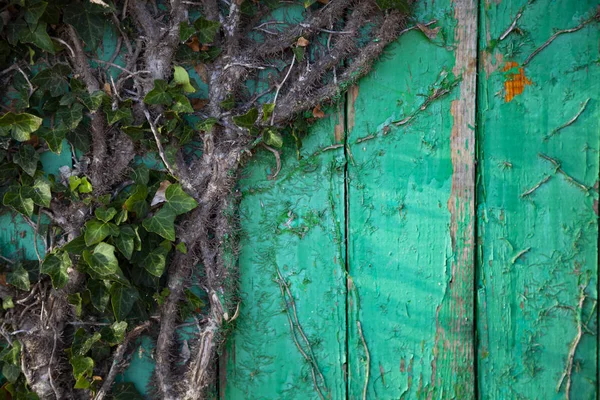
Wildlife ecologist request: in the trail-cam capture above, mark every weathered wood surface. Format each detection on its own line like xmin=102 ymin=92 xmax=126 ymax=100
xmin=476 ymin=0 xmax=599 ymax=399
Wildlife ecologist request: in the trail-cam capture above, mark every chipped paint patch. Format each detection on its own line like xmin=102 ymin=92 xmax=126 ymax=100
xmin=346 ymin=85 xmax=359 ymax=134
xmin=502 ymin=61 xmax=531 ymax=102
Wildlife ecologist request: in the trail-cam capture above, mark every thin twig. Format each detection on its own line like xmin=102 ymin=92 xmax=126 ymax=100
xmin=271 ymin=54 xmax=296 ymax=125
xmin=521 ymin=175 xmax=551 ymax=197
xmin=143 ymin=106 xmax=178 ymax=178
xmin=50 ymin=37 xmax=76 ymax=59
xmin=499 ymin=7 xmax=525 ymax=41
xmin=357 ymin=320 xmax=370 ymax=400
xmin=16 ymin=67 xmax=34 ymax=95
xmin=545 ymin=98 xmax=590 ymax=141
xmin=262 ymin=144 xmax=281 ymax=180
xmin=93 ymin=59 xmax=150 ymax=76
xmin=48 ymin=328 xmax=60 ymax=400
xmin=538 ymin=153 xmax=589 ymax=193
xmin=523 ymin=15 xmax=598 ymax=66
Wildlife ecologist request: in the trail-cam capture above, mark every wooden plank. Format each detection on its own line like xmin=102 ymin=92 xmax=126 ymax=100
xmin=345 ymin=0 xmax=477 ymax=397
xmin=476 ymin=0 xmax=599 ymax=398
xmin=221 ymin=109 xmax=347 ymax=399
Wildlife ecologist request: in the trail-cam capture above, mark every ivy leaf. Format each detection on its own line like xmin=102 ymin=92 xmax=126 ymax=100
xmin=63 ymin=235 xmax=88 ymax=255
xmin=194 ymin=17 xmax=221 ymax=43
xmin=2 ymin=363 xmax=21 ymax=383
xmin=292 ymin=46 xmax=305 ymax=62
xmin=70 ymin=355 xmax=94 ymax=380
xmin=101 ymin=321 xmax=127 ymax=346
xmin=7 ymin=264 xmax=30 ymax=291
xmin=31 ymin=64 xmax=71 ymax=97
xmin=72 ymin=328 xmax=102 ymax=356
xmin=130 ymin=164 xmax=149 ymax=185
xmin=79 ymin=90 xmax=105 ymax=111
xmin=21 ymin=176 xmax=52 ymax=207
xmin=24 ymin=1 xmax=48 ymax=26
xmin=63 ymin=4 xmax=105 ymax=49
xmin=232 ymin=108 xmax=258 ymax=129
xmin=141 ymin=244 xmax=169 ymax=277
xmin=41 ymin=251 xmax=71 ymax=289
xmin=164 ymin=184 xmax=197 ymax=215
xmin=87 ymin=279 xmax=110 ymax=312
xmin=179 ymin=22 xmax=196 ymax=42
xmin=0 ymin=112 xmax=42 ymax=141
xmin=13 ymin=144 xmax=39 ymax=177
xmin=173 ymin=66 xmax=195 ymax=93
xmin=115 ymin=209 xmax=128 ymax=225
xmin=262 ymin=103 xmax=275 ymax=122
xmin=142 ymin=207 xmax=176 ymax=241
xmin=110 ymin=284 xmax=139 ymax=321
xmin=111 ymin=382 xmax=145 ymax=399
xmin=144 ymin=80 xmax=172 ymax=105
xmin=170 ymin=93 xmax=194 ymax=113
xmin=84 ymin=219 xmax=119 ymax=246
xmin=175 ymin=242 xmax=187 ymax=254
xmin=124 ymin=184 xmax=149 ymax=217
xmin=3 ymin=187 xmax=34 ymax=217
xmin=263 ymin=128 xmax=283 ymax=148
xmin=66 ymin=121 xmax=91 ymax=152
xmin=195 ymin=118 xmax=217 ymax=132
xmin=68 ymin=293 xmax=83 ymax=317
xmin=104 ymin=100 xmax=134 ymax=125
xmin=115 ymin=225 xmax=136 ymax=260
xmin=82 ymin=242 xmax=119 ymax=277
xmin=37 ymin=126 xmax=66 ymax=154
xmin=95 ymin=207 xmax=117 ymax=222
xmin=18 ymin=22 xmax=55 ymax=53
xmin=56 ymin=103 xmax=84 ymax=130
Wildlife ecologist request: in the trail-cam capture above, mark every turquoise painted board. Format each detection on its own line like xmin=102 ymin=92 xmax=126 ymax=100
xmin=221 ymin=108 xmax=347 ymax=399
xmin=477 ymin=0 xmax=599 ymax=398
xmin=346 ymin=0 xmax=477 ymax=398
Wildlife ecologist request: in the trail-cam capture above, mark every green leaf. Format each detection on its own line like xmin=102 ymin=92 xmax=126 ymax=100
xmin=3 ymin=296 xmax=14 ymax=309
xmin=130 ymin=164 xmax=149 ymax=185
xmin=194 ymin=17 xmax=221 ymax=43
xmin=110 ymin=284 xmax=139 ymax=321
xmin=13 ymin=144 xmax=39 ymax=177
xmin=262 ymin=103 xmax=275 ymax=122
xmin=63 ymin=235 xmax=88 ymax=254
xmin=124 ymin=184 xmax=149 ymax=217
xmin=31 ymin=64 xmax=71 ymax=97
xmin=74 ymin=375 xmax=91 ymax=389
xmin=72 ymin=328 xmax=102 ymax=356
xmin=67 ymin=293 xmax=83 ymax=317
xmin=82 ymin=242 xmax=119 ymax=278
xmin=24 ymin=1 xmax=48 ymax=25
xmin=292 ymin=46 xmax=305 ymax=62
xmin=63 ymin=4 xmax=105 ymax=49
xmin=195 ymin=118 xmax=218 ymax=132
xmin=173 ymin=66 xmax=195 ymax=93
xmin=115 ymin=225 xmax=136 ymax=259
xmin=2 ymin=364 xmax=21 ymax=383
xmin=7 ymin=264 xmax=30 ymax=291
xmin=142 ymin=207 xmax=176 ymax=241
xmin=233 ymin=108 xmax=258 ymax=129
xmin=79 ymin=90 xmax=105 ymax=111
xmin=18 ymin=22 xmax=55 ymax=53
xmin=70 ymin=355 xmax=94 ymax=379
xmin=101 ymin=321 xmax=127 ymax=345
xmin=141 ymin=245 xmax=169 ymax=277
xmin=115 ymin=209 xmax=128 ymax=225
xmin=104 ymin=100 xmax=133 ymax=125
xmin=0 ymin=112 xmax=42 ymax=141
xmin=144 ymin=80 xmax=172 ymax=105
xmin=84 ymin=219 xmax=119 ymax=246
xmin=263 ymin=127 xmax=283 ymax=148
xmin=87 ymin=279 xmax=110 ymax=312
xmin=164 ymin=184 xmax=197 ymax=215
xmin=66 ymin=121 xmax=91 ymax=152
xmin=3 ymin=188 xmax=34 ymax=217
xmin=95 ymin=207 xmax=117 ymax=222
xmin=37 ymin=126 xmax=66 ymax=154
xmin=111 ymin=382 xmax=145 ymax=400
xmin=175 ymin=242 xmax=187 ymax=254
xmin=179 ymin=21 xmax=196 ymax=42
xmin=56 ymin=103 xmax=84 ymax=130
xmin=1 ymin=340 xmax=21 ymax=365
xmin=78 ymin=177 xmax=93 ymax=193
xmin=25 ymin=176 xmax=51 ymax=207
xmin=41 ymin=251 xmax=71 ymax=289
xmin=170 ymin=92 xmax=194 ymax=113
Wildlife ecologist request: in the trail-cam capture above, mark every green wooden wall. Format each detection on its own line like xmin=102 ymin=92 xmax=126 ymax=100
xmin=1 ymin=0 xmax=598 ymax=399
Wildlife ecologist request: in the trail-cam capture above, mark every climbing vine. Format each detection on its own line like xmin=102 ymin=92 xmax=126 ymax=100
xmin=0 ymin=0 xmax=413 ymax=398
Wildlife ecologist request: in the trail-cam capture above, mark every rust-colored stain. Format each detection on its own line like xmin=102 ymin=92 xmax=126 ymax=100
xmin=503 ymin=61 xmax=531 ymax=102
xmin=334 ymin=102 xmax=345 ymax=142
xmin=347 ymin=85 xmax=359 ymax=134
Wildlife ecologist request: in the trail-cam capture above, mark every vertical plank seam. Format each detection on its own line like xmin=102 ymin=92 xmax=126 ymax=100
xmin=473 ymin=0 xmax=481 ymax=398
xmin=343 ymin=86 xmax=350 ymax=400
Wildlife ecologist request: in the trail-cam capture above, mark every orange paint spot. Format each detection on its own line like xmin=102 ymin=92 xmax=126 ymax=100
xmin=503 ymin=61 xmax=531 ymax=102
